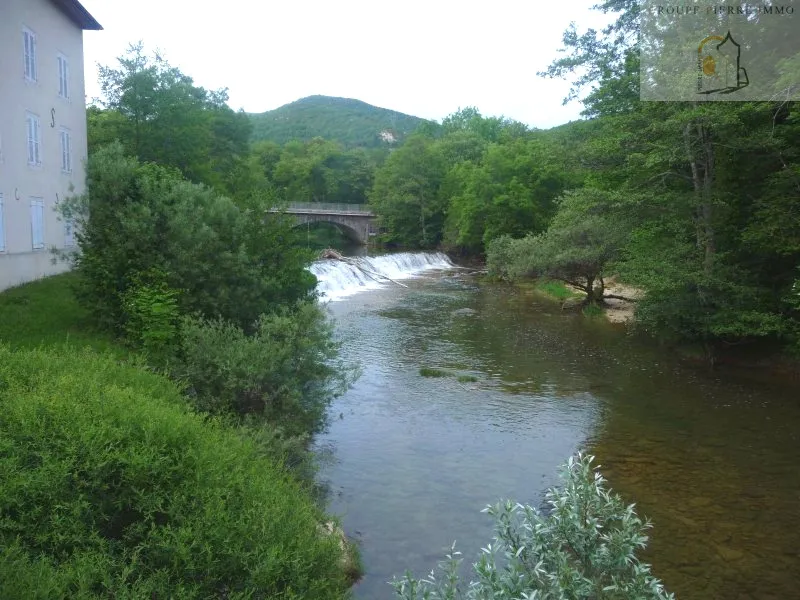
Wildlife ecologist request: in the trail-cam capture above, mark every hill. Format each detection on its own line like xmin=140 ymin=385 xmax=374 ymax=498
xmin=248 ymin=95 xmax=430 ymax=148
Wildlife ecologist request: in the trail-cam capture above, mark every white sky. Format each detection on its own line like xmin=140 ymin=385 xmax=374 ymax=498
xmin=79 ymin=0 xmax=613 ymax=130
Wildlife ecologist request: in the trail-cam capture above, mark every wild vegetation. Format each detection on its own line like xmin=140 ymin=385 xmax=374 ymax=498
xmin=361 ymin=5 xmax=800 ymax=362
xmin=393 ymin=453 xmax=673 ymax=600
xmin=1 ymin=42 xmax=362 ymax=596
xmin=0 ymin=345 xmax=351 ymax=599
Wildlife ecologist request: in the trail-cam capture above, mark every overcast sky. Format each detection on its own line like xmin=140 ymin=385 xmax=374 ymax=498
xmin=79 ymin=0 xmax=613 ymax=130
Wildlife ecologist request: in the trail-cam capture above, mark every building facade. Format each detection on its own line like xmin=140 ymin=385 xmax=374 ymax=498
xmin=0 ymin=0 xmax=101 ymax=291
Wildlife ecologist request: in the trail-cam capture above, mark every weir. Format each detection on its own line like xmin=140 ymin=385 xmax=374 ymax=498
xmin=308 ymin=252 xmax=455 ymax=301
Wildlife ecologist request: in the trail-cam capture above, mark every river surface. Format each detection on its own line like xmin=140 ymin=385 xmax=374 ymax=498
xmin=310 ymin=252 xmax=800 ymax=600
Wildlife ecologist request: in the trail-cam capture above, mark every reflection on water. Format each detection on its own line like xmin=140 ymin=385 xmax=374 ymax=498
xmin=316 ymin=270 xmax=800 ymax=600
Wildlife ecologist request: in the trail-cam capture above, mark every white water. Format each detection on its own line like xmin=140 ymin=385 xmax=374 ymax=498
xmin=309 ymin=252 xmax=457 ymax=301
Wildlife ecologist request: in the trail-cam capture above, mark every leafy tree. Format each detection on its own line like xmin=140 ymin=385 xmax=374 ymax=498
xmin=538 ymin=0 xmax=800 ymax=356
xmin=488 ymin=189 xmax=627 ymax=304
xmin=370 ymin=135 xmax=448 ymax=247
xmin=94 ymin=42 xmax=252 ymax=195
xmin=61 ymin=143 xmax=316 ymax=333
xmin=392 ymin=453 xmax=673 ymax=600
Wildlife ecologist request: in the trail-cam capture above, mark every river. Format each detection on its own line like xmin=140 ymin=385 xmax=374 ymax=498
xmin=309 ymin=252 xmax=800 ymax=600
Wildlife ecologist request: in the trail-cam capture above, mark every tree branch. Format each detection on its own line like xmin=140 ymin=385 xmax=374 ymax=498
xmin=603 ymin=293 xmax=638 ymax=303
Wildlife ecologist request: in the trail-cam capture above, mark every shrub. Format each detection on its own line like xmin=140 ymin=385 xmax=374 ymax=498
xmin=0 ymin=345 xmax=351 ymax=599
xmin=60 ymin=143 xmax=317 ymax=333
xmin=121 ymin=268 xmax=181 ymax=363
xmin=172 ymin=303 xmax=357 ymax=435
xmin=392 ymin=453 xmax=674 ymax=600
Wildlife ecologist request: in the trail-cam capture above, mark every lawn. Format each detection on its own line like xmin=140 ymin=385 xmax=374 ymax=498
xmin=0 ymin=272 xmax=123 ymax=354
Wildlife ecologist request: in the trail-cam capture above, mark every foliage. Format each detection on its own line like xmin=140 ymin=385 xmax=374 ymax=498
xmin=391 ymin=453 xmax=673 ymax=600
xmin=370 ymin=134 xmax=448 ymax=248
xmin=0 ymin=345 xmax=351 ymax=599
xmin=487 ymin=189 xmax=627 ymax=304
xmin=172 ymin=304 xmax=357 ymax=435
xmin=121 ymin=268 xmax=181 ymax=363
xmin=270 ymin=137 xmax=376 ymax=204
xmin=61 ymin=143 xmax=316 ymax=333
xmin=249 ymin=95 xmax=430 ymax=148
xmin=92 ymin=43 xmax=252 ymax=196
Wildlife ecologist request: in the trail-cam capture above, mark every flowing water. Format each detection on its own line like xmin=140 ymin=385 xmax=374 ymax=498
xmin=310 ymin=252 xmax=800 ymax=600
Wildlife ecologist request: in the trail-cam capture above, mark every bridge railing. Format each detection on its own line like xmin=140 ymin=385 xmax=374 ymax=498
xmin=279 ymin=202 xmax=374 ymax=215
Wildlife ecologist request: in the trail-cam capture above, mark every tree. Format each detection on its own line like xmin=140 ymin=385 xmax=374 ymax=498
xmin=94 ymin=42 xmax=251 ymax=195
xmin=61 ymin=143 xmax=316 ymax=333
xmin=489 ymin=189 xmax=627 ymax=304
xmin=370 ymin=135 xmax=447 ymax=248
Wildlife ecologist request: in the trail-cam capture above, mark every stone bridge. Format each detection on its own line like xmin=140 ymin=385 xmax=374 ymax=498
xmin=270 ymin=203 xmax=379 ymax=244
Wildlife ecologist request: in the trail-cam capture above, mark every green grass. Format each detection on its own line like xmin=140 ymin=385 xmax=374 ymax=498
xmin=535 ymin=280 xmax=582 ymax=301
xmin=419 ymin=367 xmax=451 ymax=377
xmin=457 ymin=374 xmax=479 ymax=383
xmin=0 ymin=273 xmax=124 ymax=354
xmin=582 ymin=304 xmax=604 ymax=319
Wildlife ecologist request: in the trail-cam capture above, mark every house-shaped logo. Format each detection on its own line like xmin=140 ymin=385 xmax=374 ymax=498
xmin=696 ymin=31 xmax=749 ymax=95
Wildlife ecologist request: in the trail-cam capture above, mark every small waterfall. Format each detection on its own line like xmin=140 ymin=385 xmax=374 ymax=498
xmin=309 ymin=252 xmax=456 ymax=301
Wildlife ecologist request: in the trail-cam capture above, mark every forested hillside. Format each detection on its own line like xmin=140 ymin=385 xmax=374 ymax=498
xmin=248 ymin=96 xmax=429 ymax=148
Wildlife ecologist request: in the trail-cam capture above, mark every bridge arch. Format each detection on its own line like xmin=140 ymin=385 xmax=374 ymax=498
xmin=292 ymin=219 xmax=364 ymax=244
xmin=269 ymin=203 xmax=378 ymax=245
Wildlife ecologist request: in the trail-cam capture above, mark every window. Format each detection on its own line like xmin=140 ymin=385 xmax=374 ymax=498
xmin=26 ymin=113 xmax=41 ymax=166
xmin=23 ymin=28 xmax=37 ymax=82
xmin=60 ymin=129 xmax=72 ymax=173
xmin=30 ymin=198 xmax=44 ymax=250
xmin=58 ymin=54 xmax=69 ymax=99
xmin=0 ymin=194 xmax=5 ymax=252
xmin=65 ymin=219 xmax=75 ymax=247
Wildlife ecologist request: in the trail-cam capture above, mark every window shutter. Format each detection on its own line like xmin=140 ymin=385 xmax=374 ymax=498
xmin=0 ymin=194 xmax=5 ymax=252
xmin=31 ymin=33 xmax=37 ymax=80
xmin=66 ymin=133 xmax=71 ymax=172
xmin=33 ymin=117 xmax=40 ymax=165
xmin=27 ymin=116 xmax=35 ymax=164
xmin=31 ymin=199 xmax=44 ymax=249
xmin=30 ymin=201 xmax=38 ymax=248
xmin=23 ymin=31 xmax=30 ymax=78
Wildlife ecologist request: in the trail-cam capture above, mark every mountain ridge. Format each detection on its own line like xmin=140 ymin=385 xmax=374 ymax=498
xmin=248 ymin=95 xmax=430 ymax=148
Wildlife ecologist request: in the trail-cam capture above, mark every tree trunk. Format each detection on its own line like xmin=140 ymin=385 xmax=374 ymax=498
xmin=585 ymin=275 xmax=596 ymax=304
xmin=684 ymin=116 xmax=717 ymax=276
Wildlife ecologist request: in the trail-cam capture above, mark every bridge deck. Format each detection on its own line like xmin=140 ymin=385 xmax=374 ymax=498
xmin=269 ymin=202 xmax=374 ymax=216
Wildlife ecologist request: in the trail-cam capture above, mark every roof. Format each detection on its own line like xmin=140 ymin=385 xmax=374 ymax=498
xmin=50 ymin=0 xmax=103 ymax=30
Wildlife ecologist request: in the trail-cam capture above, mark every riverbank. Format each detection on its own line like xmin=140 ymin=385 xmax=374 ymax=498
xmin=0 ymin=273 xmax=360 ymax=597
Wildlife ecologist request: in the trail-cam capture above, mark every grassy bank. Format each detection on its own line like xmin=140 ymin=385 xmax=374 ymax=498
xmin=0 ymin=273 xmax=122 ymax=352
xmin=0 ymin=274 xmax=357 ymax=597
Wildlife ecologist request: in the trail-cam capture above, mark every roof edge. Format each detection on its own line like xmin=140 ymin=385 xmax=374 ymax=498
xmin=50 ymin=0 xmax=103 ymax=30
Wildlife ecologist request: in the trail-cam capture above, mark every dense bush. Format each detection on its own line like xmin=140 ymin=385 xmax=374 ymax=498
xmin=172 ymin=303 xmax=357 ymax=435
xmin=392 ymin=453 xmax=673 ymax=600
xmin=121 ymin=268 xmax=181 ymax=363
xmin=60 ymin=142 xmax=317 ymax=333
xmin=0 ymin=345 xmax=350 ymax=599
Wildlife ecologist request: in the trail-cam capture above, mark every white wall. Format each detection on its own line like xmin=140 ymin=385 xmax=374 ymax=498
xmin=0 ymin=0 xmax=89 ymax=291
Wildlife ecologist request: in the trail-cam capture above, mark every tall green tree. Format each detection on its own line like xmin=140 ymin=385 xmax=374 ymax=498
xmin=93 ymin=43 xmax=252 ymax=195
xmin=370 ymin=135 xmax=447 ymax=247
